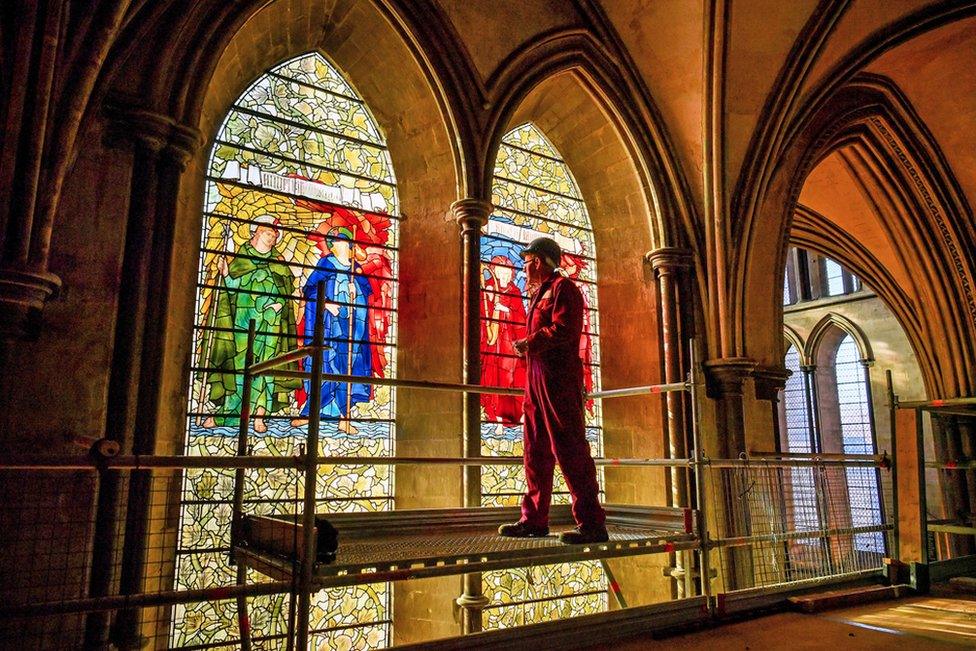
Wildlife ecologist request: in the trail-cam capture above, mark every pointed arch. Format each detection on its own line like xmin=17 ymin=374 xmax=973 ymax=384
xmin=177 ymin=50 xmax=401 ymax=650
xmin=783 ymin=325 xmax=808 ymax=367
xmin=790 ymin=204 xmax=939 ymax=396
xmin=483 ymin=28 xmax=697 ymax=254
xmin=806 ymin=312 xmax=873 ymax=367
xmin=479 ymin=120 xmax=610 ymax=624
xmin=737 ymin=73 xmax=976 ymax=397
xmin=733 ymin=1 xmax=976 ymax=267
xmin=145 ymin=0 xmax=463 ymax=468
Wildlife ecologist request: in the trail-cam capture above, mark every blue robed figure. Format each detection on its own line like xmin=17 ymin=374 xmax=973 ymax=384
xmin=300 ymin=228 xmax=373 ymax=431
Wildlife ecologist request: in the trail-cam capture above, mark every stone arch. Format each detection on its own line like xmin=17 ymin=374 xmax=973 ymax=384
xmin=736 ymin=73 xmax=976 ymax=398
xmin=732 ymin=1 xmax=976 ymax=280
xmin=498 ymin=73 xmax=662 ymax=420
xmin=99 ymin=3 xmax=472 ymax=644
xmin=133 ymin=0 xmax=463 ymax=456
xmin=484 ymin=66 xmax=679 ymax=605
xmin=783 ymin=325 xmax=807 ymax=366
xmin=789 ymin=205 xmax=940 ymax=397
xmin=806 ymin=313 xmax=873 ymax=369
xmin=482 ymin=29 xmax=697 ymax=254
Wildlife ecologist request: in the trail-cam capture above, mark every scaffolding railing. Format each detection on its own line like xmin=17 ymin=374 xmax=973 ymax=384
xmin=702 ymin=457 xmax=893 ymax=593
xmin=889 ymin=375 xmax=976 ymax=578
xmin=0 ymin=301 xmax=903 ymax=648
xmin=229 ymin=286 xmax=702 ymax=649
xmin=0 ymin=455 xmax=895 ymax=647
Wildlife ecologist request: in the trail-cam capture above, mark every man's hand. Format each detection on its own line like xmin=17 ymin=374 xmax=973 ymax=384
xmin=513 ymin=338 xmax=528 ymax=357
xmin=216 ymin=255 xmax=229 ymax=277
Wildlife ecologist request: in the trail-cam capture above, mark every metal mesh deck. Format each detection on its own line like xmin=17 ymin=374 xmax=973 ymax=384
xmin=237 ymin=505 xmax=698 ymax=587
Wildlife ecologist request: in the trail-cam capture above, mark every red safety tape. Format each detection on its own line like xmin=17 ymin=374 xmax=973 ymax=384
xmin=609 ymin=580 xmax=621 ymax=594
xmin=932 ymin=399 xmax=945 ymax=407
xmin=664 ymin=542 xmax=675 ymax=553
xmin=611 ymin=458 xmax=620 ymax=465
xmin=368 ymin=570 xmax=415 ymax=582
xmin=947 ymin=460 xmax=957 ymax=469
xmin=650 ymin=386 xmax=662 ymax=394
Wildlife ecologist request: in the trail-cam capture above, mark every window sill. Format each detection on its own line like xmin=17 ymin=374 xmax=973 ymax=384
xmin=783 ymin=290 xmax=877 ymax=314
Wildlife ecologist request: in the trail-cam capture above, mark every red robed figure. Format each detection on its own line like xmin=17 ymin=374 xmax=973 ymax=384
xmin=480 ymin=257 xmax=527 ymax=425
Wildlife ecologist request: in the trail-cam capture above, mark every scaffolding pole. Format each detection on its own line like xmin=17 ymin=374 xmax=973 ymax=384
xmin=689 ymin=343 xmax=712 ymax=613
xmin=0 ymin=454 xmax=694 ymax=471
xmin=886 ymin=369 xmax=901 ymax=561
xmin=232 ymin=320 xmax=256 ymax=651
xmin=296 ymin=281 xmax=327 ymax=651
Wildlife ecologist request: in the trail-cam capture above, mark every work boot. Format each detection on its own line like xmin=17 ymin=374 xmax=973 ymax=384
xmin=498 ymin=521 xmax=549 ymax=538
xmin=559 ymin=525 xmax=609 ymax=545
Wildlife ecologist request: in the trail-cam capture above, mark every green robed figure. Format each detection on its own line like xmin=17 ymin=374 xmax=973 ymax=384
xmin=203 ymin=214 xmax=301 ymax=432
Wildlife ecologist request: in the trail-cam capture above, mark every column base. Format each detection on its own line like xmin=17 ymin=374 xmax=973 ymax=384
xmin=0 ymin=267 xmax=61 ymax=340
xmin=455 ymin=591 xmax=490 ymax=633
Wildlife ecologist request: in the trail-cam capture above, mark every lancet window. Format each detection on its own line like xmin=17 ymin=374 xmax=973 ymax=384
xmin=782 ymin=346 xmax=822 ymax=539
xmin=833 ymin=335 xmax=884 ymax=553
xmin=177 ymin=52 xmax=397 ymax=649
xmin=479 ymin=123 xmax=607 ymax=628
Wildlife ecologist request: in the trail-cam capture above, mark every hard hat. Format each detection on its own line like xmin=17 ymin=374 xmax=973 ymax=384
xmin=519 ymin=236 xmax=561 ymax=268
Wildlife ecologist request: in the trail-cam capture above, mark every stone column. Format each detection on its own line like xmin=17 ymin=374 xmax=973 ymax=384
xmin=704 ymin=358 xmax=756 ymax=457
xmin=801 ymin=365 xmax=820 ymax=451
xmin=958 ymin=417 xmax=976 ymax=544
xmin=645 ymin=248 xmax=693 ymax=505
xmin=451 ymin=198 xmax=491 ymax=634
xmin=934 ymin=414 xmax=975 ymax=557
xmin=645 ymin=247 xmax=694 ymax=597
xmin=753 ymin=365 xmax=792 ymax=450
xmin=84 ymin=100 xmax=199 ymax=650
xmin=704 ymin=357 xmax=756 ymax=589
xmin=0 ymin=0 xmax=128 ymax=341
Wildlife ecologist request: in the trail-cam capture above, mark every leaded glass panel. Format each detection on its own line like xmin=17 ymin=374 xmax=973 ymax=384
xmin=781 ymin=347 xmax=821 ymax=541
xmin=178 ymin=52 xmax=396 ymax=649
xmin=834 ymin=336 xmax=884 ymax=553
xmin=824 ymin=258 xmax=845 ymax=296
xmin=480 ymin=123 xmax=607 ymax=624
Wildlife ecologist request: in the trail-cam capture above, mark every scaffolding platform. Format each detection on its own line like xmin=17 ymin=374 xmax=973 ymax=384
xmin=236 ymin=504 xmax=697 ymax=588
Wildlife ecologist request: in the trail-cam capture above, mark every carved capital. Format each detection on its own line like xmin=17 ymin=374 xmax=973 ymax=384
xmin=103 ymin=97 xmax=202 ymax=167
xmin=644 ymin=247 xmax=693 ymax=278
xmin=0 ymin=266 xmax=62 ymax=340
xmin=704 ymin=357 xmax=756 ymax=399
xmin=451 ymin=198 xmax=492 ymax=234
xmin=753 ymin=365 xmax=792 ymax=401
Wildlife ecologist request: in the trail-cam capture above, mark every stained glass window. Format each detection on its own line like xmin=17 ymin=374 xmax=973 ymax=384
xmin=833 ymin=336 xmax=884 ymax=553
xmin=480 ymin=123 xmax=607 ymax=627
xmin=176 ymin=52 xmax=397 ymax=649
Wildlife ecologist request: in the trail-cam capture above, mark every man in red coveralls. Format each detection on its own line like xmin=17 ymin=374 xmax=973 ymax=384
xmin=497 ymin=237 xmax=608 ymax=545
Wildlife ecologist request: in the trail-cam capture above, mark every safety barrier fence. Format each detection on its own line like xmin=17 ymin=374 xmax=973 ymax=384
xmin=703 ymin=458 xmax=893 ymax=593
